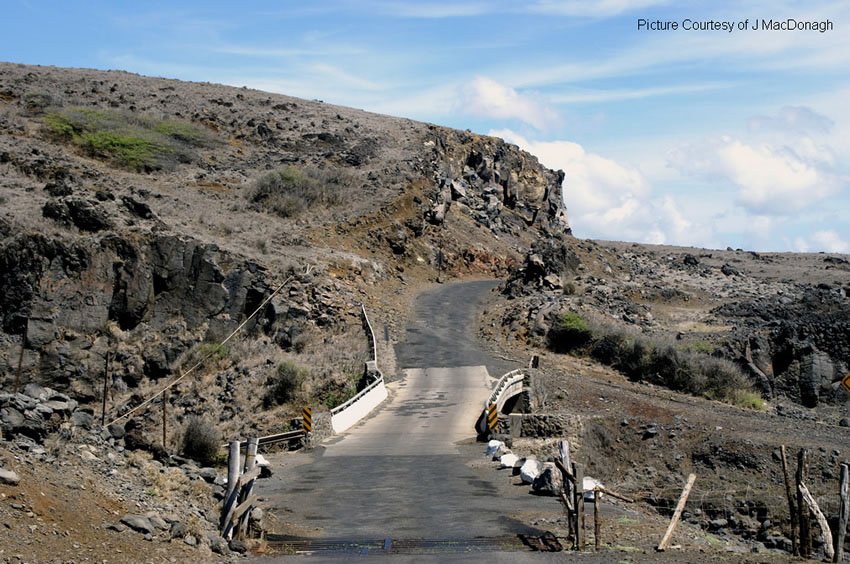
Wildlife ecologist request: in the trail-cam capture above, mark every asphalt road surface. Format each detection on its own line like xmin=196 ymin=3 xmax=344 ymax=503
xmin=257 ymin=280 xmax=563 ymax=557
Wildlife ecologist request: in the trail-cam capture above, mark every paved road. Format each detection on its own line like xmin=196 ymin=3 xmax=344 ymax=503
xmin=257 ymin=280 xmax=561 ymax=556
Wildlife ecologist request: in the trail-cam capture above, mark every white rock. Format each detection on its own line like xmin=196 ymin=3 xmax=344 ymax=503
xmin=520 ymin=457 xmax=541 ymax=484
xmin=499 ymin=453 xmax=520 ymax=469
xmin=582 ymin=476 xmax=604 ymax=500
xmin=485 ymin=440 xmax=504 ymax=458
xmin=80 ymin=450 xmax=100 ymax=462
xmin=255 ymin=454 xmax=270 ymax=467
xmin=0 ymin=468 xmax=21 ymax=486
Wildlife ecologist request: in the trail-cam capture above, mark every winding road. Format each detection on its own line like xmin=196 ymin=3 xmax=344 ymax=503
xmin=257 ymin=280 xmax=561 ymax=556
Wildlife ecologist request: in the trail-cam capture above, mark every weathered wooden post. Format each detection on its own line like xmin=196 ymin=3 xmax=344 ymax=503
xmin=780 ymin=445 xmax=799 ymax=555
xmin=836 ymin=463 xmax=849 ymax=563
xmin=797 ymin=448 xmax=812 ymax=559
xmin=593 ymin=488 xmax=601 ymax=550
xmin=555 ymin=440 xmax=575 ymax=542
xmin=799 ymin=482 xmax=833 ymax=561
xmin=657 ymin=473 xmax=696 ymax=552
xmin=573 ymin=462 xmax=585 ymax=551
xmin=236 ymin=437 xmax=260 ymax=539
xmin=221 ymin=440 xmax=241 ymax=538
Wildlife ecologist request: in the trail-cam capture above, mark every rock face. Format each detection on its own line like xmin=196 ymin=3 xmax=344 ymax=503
xmin=0 ymin=230 xmax=276 ymax=394
xmin=428 ymin=130 xmax=570 ymax=236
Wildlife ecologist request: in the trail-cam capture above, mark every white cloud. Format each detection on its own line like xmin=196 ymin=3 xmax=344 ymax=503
xmin=458 ymin=77 xmax=560 ymax=131
xmin=490 ymin=129 xmax=704 ymax=245
xmin=668 ymin=115 xmax=845 ymax=215
xmin=793 ymin=230 xmax=850 ymax=253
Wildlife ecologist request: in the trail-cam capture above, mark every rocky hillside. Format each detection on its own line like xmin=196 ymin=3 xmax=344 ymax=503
xmin=495 ymin=236 xmax=849 ymax=417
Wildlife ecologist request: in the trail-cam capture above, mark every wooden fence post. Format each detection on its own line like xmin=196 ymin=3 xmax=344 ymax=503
xmin=797 ymin=448 xmax=812 ymax=559
xmin=555 ymin=440 xmax=575 ymax=543
xmin=221 ymin=440 xmax=241 ymax=538
xmin=594 ymin=489 xmax=601 ymax=550
xmin=573 ymin=462 xmax=585 ymax=551
xmin=799 ymin=482 xmax=834 ymax=561
xmin=237 ymin=437 xmax=259 ymax=539
xmin=657 ymin=473 xmax=696 ymax=552
xmin=780 ymin=445 xmax=799 ymax=555
xmin=836 ymin=463 xmax=849 ymax=563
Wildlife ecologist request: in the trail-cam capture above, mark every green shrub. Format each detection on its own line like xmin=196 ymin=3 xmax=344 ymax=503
xmin=180 ymin=416 xmax=221 ymax=465
xmin=42 ymin=107 xmax=214 ymax=171
xmin=548 ymin=311 xmax=592 ymax=352
xmin=547 ymin=315 xmax=762 ymax=409
xmin=248 ymin=165 xmax=350 ymax=218
xmin=689 ymin=341 xmax=715 ymax=354
xmin=264 ymin=360 xmax=308 ymax=407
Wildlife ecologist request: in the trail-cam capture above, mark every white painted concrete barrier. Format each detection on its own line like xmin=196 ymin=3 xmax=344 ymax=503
xmin=329 ymin=304 xmax=388 ymax=434
xmin=330 ymin=377 xmax=388 ymax=433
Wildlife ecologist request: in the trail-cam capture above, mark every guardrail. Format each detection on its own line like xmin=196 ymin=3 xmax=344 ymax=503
xmin=477 ymin=368 xmax=526 ymax=435
xmin=329 ymin=305 xmax=388 ymax=433
xmin=486 ymin=369 xmax=525 ymax=407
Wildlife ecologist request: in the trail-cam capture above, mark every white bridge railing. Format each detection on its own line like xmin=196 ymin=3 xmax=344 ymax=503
xmin=477 ymin=368 xmax=525 ymax=434
xmin=329 ymin=305 xmax=388 ymax=433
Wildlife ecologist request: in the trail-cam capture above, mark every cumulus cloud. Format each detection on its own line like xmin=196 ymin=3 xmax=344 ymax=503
xmin=668 ymin=107 xmax=845 ymax=215
xmin=491 ymin=129 xmax=701 ymax=244
xmin=793 ymin=230 xmax=850 ymax=253
xmin=459 ymin=77 xmax=559 ymax=131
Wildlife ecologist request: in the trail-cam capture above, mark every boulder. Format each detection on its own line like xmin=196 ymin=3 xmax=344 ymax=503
xmin=532 ymin=462 xmax=563 ymax=496
xmin=500 ymin=453 xmax=520 ymax=469
xmin=120 ymin=514 xmax=155 ymax=535
xmin=0 ymin=467 xmax=21 ymax=486
xmin=485 ymin=440 xmax=504 ymax=458
xmin=520 ymin=457 xmax=541 ymax=483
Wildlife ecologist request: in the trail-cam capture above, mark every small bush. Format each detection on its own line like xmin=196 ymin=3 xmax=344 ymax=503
xmin=547 ymin=315 xmax=762 ymax=409
xmin=180 ymin=416 xmax=221 ymax=465
xmin=248 ymin=165 xmax=349 ymax=218
xmin=43 ymin=107 xmax=214 ymax=172
xmin=548 ymin=311 xmax=592 ymax=352
xmin=264 ymin=360 xmax=308 ymax=407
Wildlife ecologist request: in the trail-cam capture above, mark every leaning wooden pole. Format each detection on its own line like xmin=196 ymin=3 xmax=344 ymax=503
xmin=220 ymin=440 xmax=241 ymax=538
xmin=657 ymin=473 xmax=696 ymax=552
xmin=797 ymin=449 xmax=812 ymax=559
xmin=836 ymin=463 xmax=849 ymax=563
xmin=780 ymin=445 xmax=799 ymax=555
xmin=236 ymin=437 xmax=260 ymax=539
xmin=799 ymin=482 xmax=834 ymax=561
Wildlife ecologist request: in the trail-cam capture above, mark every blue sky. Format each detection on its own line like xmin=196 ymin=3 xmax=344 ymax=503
xmin=4 ymin=1 xmax=849 ymax=252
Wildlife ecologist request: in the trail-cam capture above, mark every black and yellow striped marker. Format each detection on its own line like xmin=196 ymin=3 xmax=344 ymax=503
xmin=487 ymin=403 xmax=498 ymax=430
xmin=302 ymin=407 xmax=313 ymax=433
xmin=842 ymin=373 xmax=850 ymax=395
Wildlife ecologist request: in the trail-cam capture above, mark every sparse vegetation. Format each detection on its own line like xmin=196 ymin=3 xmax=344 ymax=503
xmin=180 ymin=416 xmax=221 ymax=465
xmin=548 ymin=313 xmax=762 ymax=409
xmin=42 ymin=106 xmax=214 ymax=171
xmin=548 ymin=311 xmax=592 ymax=351
xmin=247 ymin=165 xmax=351 ymax=218
xmin=264 ymin=360 xmax=309 ymax=407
